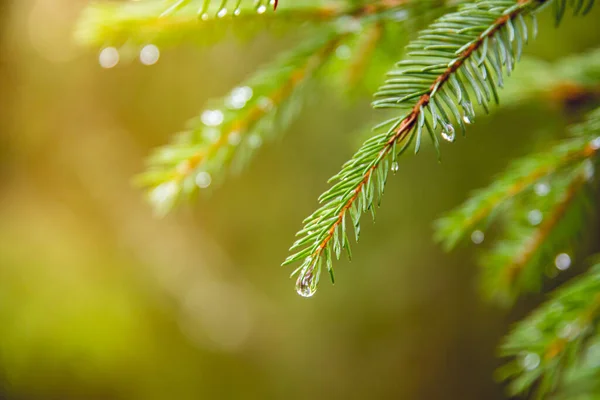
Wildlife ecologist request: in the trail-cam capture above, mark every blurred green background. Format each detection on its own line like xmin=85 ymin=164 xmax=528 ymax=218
xmin=1 ymin=1 xmax=600 ymax=399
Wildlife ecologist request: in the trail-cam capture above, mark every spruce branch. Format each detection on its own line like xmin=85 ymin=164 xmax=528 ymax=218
xmin=136 ymin=30 xmax=344 ymax=216
xmin=76 ymin=0 xmax=446 ymax=48
xmin=498 ymin=260 xmax=600 ymax=398
xmin=437 ymin=107 xmax=600 ymax=303
xmin=284 ymin=0 xmax=596 ymax=296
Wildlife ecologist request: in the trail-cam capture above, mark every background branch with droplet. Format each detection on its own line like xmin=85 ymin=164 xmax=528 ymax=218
xmin=436 ymin=107 xmax=600 ymax=305
xmin=136 ymin=31 xmax=344 ymax=216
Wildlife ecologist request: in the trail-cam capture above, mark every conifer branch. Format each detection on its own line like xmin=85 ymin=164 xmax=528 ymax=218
xmin=76 ymin=0 xmax=443 ymax=48
xmin=438 ymin=107 xmax=600 ymax=303
xmin=285 ymin=0 xmax=596 ymax=296
xmin=137 ymin=31 xmax=344 ymax=215
xmin=498 ymin=261 xmax=600 ymax=398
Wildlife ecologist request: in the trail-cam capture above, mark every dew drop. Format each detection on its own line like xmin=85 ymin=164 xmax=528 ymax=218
xmin=233 ymin=8 xmax=241 ymax=16
xmin=195 ymin=171 xmax=212 ymax=188
xmin=295 ymin=272 xmax=317 ymax=298
xmin=99 ymin=47 xmax=119 ymax=69
xmin=202 ymin=127 xmax=220 ymax=143
xmin=217 ymin=8 xmax=227 ymax=18
xmin=226 ymin=86 xmax=253 ymax=109
xmin=441 ymin=124 xmax=455 ymax=142
xmin=257 ymin=96 xmax=274 ymax=112
xmin=584 ymin=159 xmax=595 ymax=181
xmin=471 ymin=230 xmax=484 ymax=244
xmin=391 ymin=161 xmax=399 ymax=173
xmin=200 ymin=12 xmax=209 ymax=20
xmin=527 ymin=209 xmax=543 ymax=226
xmin=201 ymin=109 xmax=224 ymax=126
xmin=586 ymin=342 xmax=600 ymax=367
xmin=257 ymin=4 xmax=267 ymax=14
xmin=228 ymin=131 xmax=241 ymax=145
xmin=557 ymin=321 xmax=580 ymax=341
xmin=521 ymin=352 xmax=540 ymax=371
xmin=393 ymin=10 xmax=408 ymax=21
xmin=248 ymin=134 xmax=262 ymax=149
xmin=335 ymin=45 xmax=352 ymax=60
xmin=591 ymin=136 xmax=600 ymax=150
xmin=534 ymin=182 xmax=550 ymax=197
xmin=140 ymin=44 xmax=160 ymax=66
xmin=462 ymin=115 xmax=472 ymax=124
xmin=150 ymin=181 xmax=178 ymax=206
xmin=555 ymin=253 xmax=571 ymax=271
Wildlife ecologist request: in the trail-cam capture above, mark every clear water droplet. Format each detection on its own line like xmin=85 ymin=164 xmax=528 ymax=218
xmin=233 ymin=8 xmax=241 ymax=16
xmin=248 ymin=134 xmax=262 ymax=149
xmin=391 ymin=161 xmax=399 ymax=173
xmin=393 ymin=10 xmax=408 ymax=21
xmin=555 ymin=253 xmax=571 ymax=271
xmin=202 ymin=127 xmax=220 ymax=143
xmin=335 ymin=45 xmax=352 ymax=60
xmin=257 ymin=96 xmax=273 ymax=112
xmin=557 ymin=321 xmax=580 ymax=341
xmin=226 ymin=86 xmax=253 ymax=109
xmin=527 ymin=209 xmax=543 ymax=226
xmin=195 ymin=171 xmax=212 ymax=188
xmin=228 ymin=131 xmax=241 ymax=145
xmin=201 ymin=109 xmax=224 ymax=126
xmin=521 ymin=352 xmax=540 ymax=371
xmin=99 ymin=47 xmax=119 ymax=69
xmin=256 ymin=4 xmax=267 ymax=13
xmin=296 ymin=271 xmax=317 ymax=298
xmin=584 ymin=159 xmax=595 ymax=181
xmin=140 ymin=44 xmax=160 ymax=66
xmin=591 ymin=136 xmax=600 ymax=150
xmin=461 ymin=101 xmax=475 ymax=119
xmin=217 ymin=8 xmax=227 ymax=18
xmin=441 ymin=124 xmax=455 ymax=142
xmin=534 ymin=182 xmax=550 ymax=197
xmin=462 ymin=115 xmax=472 ymax=124
xmin=471 ymin=230 xmax=484 ymax=244
xmin=150 ymin=181 xmax=179 ymax=208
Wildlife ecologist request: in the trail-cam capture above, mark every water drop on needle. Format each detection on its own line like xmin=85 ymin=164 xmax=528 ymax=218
xmin=441 ymin=124 xmax=455 ymax=142
xmin=296 ymin=273 xmax=316 ymax=298
xmin=391 ymin=161 xmax=399 ymax=173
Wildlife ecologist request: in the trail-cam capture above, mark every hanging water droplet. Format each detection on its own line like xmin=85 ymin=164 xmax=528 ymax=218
xmin=584 ymin=159 xmax=595 ymax=181
xmin=248 ymin=134 xmax=262 ymax=148
xmin=391 ymin=161 xmax=399 ymax=173
xmin=441 ymin=124 xmax=455 ymax=142
xmin=195 ymin=171 xmax=212 ymax=188
xmin=462 ymin=115 xmax=472 ymax=124
xmin=257 ymin=96 xmax=274 ymax=112
xmin=200 ymin=12 xmax=209 ymax=20
xmin=226 ymin=86 xmax=253 ymax=109
xmin=228 ymin=131 xmax=241 ymax=145
xmin=534 ymin=182 xmax=550 ymax=197
xmin=591 ymin=136 xmax=600 ymax=150
xmin=557 ymin=321 xmax=581 ymax=341
xmin=217 ymin=8 xmax=227 ymax=18
xmin=99 ymin=47 xmax=119 ymax=69
xmin=296 ymin=272 xmax=317 ymax=298
xmin=201 ymin=109 xmax=224 ymax=126
xmin=527 ymin=209 xmax=543 ymax=226
xmin=256 ymin=4 xmax=267 ymax=14
xmin=202 ymin=127 xmax=220 ymax=143
xmin=555 ymin=253 xmax=571 ymax=271
xmin=393 ymin=10 xmax=408 ymax=21
xmin=233 ymin=8 xmax=241 ymax=16
xmin=521 ymin=352 xmax=541 ymax=371
xmin=471 ymin=230 xmax=484 ymax=244
xmin=150 ymin=181 xmax=178 ymax=204
xmin=335 ymin=45 xmax=352 ymax=60
xmin=461 ymin=101 xmax=475 ymax=119
xmin=140 ymin=44 xmax=160 ymax=66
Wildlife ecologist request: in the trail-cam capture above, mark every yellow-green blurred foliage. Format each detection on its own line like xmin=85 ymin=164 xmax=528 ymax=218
xmin=0 ymin=1 xmax=599 ymax=399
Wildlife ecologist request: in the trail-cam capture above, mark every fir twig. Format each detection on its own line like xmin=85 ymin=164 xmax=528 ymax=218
xmin=285 ymin=0 xmax=596 ymax=296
